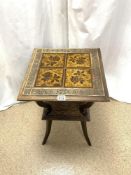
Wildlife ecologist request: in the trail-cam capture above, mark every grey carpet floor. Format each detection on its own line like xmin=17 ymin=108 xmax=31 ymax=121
xmin=0 ymin=100 xmax=131 ymax=175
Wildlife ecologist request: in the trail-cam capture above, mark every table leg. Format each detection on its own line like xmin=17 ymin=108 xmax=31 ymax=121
xmin=81 ymin=121 xmax=91 ymax=146
xmin=36 ymin=101 xmax=52 ymax=144
xmin=42 ymin=120 xmax=52 ymax=145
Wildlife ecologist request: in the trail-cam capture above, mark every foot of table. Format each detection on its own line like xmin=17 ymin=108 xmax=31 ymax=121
xmin=42 ymin=120 xmax=52 ymax=145
xmin=81 ymin=121 xmax=91 ymax=146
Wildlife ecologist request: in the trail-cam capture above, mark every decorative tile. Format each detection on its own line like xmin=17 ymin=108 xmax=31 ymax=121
xmin=35 ymin=68 xmax=63 ymax=87
xmin=35 ymin=53 xmax=92 ymax=88
xmin=67 ymin=53 xmax=91 ymax=68
xmin=41 ymin=53 xmax=65 ymax=67
xmin=65 ymin=69 xmax=92 ymax=88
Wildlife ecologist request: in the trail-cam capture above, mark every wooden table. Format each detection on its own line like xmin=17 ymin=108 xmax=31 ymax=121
xmin=18 ymin=48 xmax=109 ymax=146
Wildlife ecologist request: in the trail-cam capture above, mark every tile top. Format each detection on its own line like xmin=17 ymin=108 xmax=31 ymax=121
xmin=17 ymin=48 xmax=109 ymax=102
xmin=35 ymin=53 xmax=92 ymax=88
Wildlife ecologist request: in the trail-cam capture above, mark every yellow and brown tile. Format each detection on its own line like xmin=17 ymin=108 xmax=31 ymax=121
xmin=65 ymin=69 xmax=92 ymax=88
xmin=35 ymin=68 xmax=63 ymax=87
xmin=67 ymin=53 xmax=91 ymax=68
xmin=40 ymin=53 xmax=65 ymax=67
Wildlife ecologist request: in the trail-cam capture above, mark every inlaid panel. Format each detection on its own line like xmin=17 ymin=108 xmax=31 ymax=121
xmin=35 ymin=53 xmax=92 ymax=88
xmin=17 ymin=48 xmax=109 ymax=102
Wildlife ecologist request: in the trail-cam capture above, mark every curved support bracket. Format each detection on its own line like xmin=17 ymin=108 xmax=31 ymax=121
xmin=79 ymin=102 xmax=94 ymax=121
xmin=36 ymin=101 xmax=52 ymax=116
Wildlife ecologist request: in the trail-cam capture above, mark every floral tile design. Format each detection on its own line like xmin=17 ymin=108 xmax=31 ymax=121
xmin=35 ymin=68 xmax=63 ymax=87
xmin=67 ymin=53 xmax=91 ymax=68
xmin=35 ymin=53 xmax=92 ymax=88
xmin=41 ymin=53 xmax=65 ymax=67
xmin=65 ymin=69 xmax=92 ymax=88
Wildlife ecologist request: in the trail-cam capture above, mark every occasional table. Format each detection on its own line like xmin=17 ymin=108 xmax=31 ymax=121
xmin=18 ymin=48 xmax=109 ymax=146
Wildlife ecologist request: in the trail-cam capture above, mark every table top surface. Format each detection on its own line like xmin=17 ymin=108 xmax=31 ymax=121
xmin=18 ymin=48 xmax=109 ymax=102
